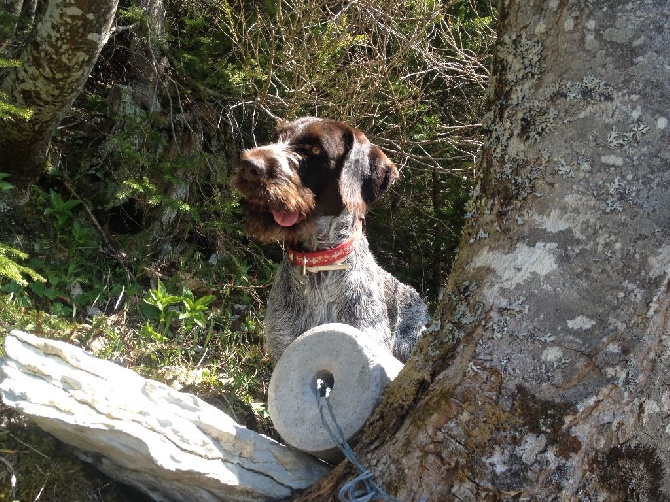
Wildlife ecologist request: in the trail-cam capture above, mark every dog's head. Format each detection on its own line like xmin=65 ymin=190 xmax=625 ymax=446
xmin=231 ymin=117 xmax=398 ymax=243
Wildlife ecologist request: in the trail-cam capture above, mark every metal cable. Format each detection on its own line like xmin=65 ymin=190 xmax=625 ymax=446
xmin=316 ymin=379 xmax=403 ymax=502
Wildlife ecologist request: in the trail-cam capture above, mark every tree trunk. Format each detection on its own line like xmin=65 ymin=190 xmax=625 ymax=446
xmin=0 ymin=0 xmax=118 ymax=191
xmin=431 ymin=167 xmax=443 ymax=295
xmin=295 ymin=1 xmax=670 ymax=500
xmin=126 ymin=0 xmax=166 ymax=112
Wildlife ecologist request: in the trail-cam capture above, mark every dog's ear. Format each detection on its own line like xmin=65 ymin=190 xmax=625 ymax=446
xmin=339 ymin=131 xmax=399 ymax=214
xmin=363 ymin=145 xmax=399 ymax=203
xmin=272 ymin=117 xmax=290 ymax=140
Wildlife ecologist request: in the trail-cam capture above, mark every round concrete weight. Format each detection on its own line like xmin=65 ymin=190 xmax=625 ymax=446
xmin=268 ymin=323 xmax=403 ymax=463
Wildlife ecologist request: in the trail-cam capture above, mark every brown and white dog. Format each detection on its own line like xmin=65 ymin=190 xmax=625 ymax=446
xmin=232 ymin=117 xmax=428 ymax=362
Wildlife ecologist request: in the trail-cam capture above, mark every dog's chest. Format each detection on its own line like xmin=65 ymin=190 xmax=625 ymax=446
xmin=293 ymin=269 xmax=346 ymax=310
xmin=285 ymin=263 xmax=375 ymax=323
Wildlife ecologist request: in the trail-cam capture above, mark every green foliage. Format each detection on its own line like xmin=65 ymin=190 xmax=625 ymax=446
xmin=0 ymin=175 xmax=45 ymax=290
xmin=0 ymin=173 xmax=13 ymax=192
xmin=179 ymin=289 xmax=216 ymax=331
xmin=117 ymin=5 xmax=147 ymax=24
xmin=0 ymin=244 xmax=45 ymax=287
xmin=0 ymin=57 xmax=20 ymax=69
xmin=0 ymin=186 xmax=136 ymax=320
xmin=165 ymin=0 xmax=494 ymax=297
xmin=141 ymin=279 xmax=185 ymax=340
xmin=0 ymin=93 xmax=32 ymax=121
xmin=0 ymin=59 xmax=33 ymax=121
xmin=44 ymin=189 xmax=81 ymax=231
xmin=121 ymin=176 xmax=191 ymax=213
xmin=97 ymin=109 xmax=208 ymax=236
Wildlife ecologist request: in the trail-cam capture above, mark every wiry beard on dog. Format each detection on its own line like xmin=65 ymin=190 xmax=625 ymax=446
xmin=231 ymin=142 xmax=314 ymax=243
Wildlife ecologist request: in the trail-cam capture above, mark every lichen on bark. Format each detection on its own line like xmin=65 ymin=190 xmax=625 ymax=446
xmin=0 ymin=0 xmax=119 ymax=190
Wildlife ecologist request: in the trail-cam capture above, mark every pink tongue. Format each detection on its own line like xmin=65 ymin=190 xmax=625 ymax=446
xmin=272 ymin=211 xmax=301 ymax=227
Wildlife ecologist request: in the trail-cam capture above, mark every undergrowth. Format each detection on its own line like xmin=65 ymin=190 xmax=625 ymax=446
xmin=0 ymin=0 xmax=493 ymax=497
xmin=0 ymin=177 xmax=277 ymax=501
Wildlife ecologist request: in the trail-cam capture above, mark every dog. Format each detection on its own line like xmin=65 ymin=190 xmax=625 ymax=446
xmin=232 ymin=117 xmax=428 ymax=362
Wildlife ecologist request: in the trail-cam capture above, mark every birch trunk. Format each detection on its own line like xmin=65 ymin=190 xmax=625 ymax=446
xmin=295 ymin=1 xmax=670 ymax=500
xmin=0 ymin=0 xmax=118 ymax=190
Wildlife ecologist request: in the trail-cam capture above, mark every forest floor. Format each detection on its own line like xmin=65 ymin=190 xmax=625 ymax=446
xmin=0 ymin=189 xmax=277 ymax=501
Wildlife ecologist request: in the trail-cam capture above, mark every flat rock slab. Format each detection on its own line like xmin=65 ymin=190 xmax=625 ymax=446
xmin=0 ymin=330 xmax=330 ymax=501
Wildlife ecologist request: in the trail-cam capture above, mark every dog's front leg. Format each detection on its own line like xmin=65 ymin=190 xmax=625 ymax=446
xmin=263 ymin=263 xmax=320 ymax=361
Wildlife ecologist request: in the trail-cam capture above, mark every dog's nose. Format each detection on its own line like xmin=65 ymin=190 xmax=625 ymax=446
xmin=238 ymin=155 xmax=266 ymax=179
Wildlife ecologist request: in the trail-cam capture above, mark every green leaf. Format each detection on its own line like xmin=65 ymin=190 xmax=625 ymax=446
xmin=140 ymin=302 xmax=161 ymax=319
xmin=143 ymin=279 xmax=182 ymax=313
xmin=0 ymin=172 xmax=13 ymax=191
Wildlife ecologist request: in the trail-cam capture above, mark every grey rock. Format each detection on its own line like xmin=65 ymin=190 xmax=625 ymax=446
xmin=0 ymin=330 xmax=330 ymax=501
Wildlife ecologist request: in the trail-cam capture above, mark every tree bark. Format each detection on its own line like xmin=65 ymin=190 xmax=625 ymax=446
xmin=0 ymin=0 xmax=118 ymax=191
xmin=295 ymin=0 xmax=670 ymax=500
xmin=126 ymin=0 xmax=166 ymax=112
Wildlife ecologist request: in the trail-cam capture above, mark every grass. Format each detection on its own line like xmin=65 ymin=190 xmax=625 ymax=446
xmin=0 ymin=191 xmax=277 ymax=500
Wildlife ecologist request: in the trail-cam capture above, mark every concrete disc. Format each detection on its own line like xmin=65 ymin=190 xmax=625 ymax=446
xmin=268 ymin=323 xmax=403 ymax=463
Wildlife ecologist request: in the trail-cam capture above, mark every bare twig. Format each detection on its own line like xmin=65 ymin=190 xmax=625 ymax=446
xmin=63 ymin=181 xmax=133 ymax=280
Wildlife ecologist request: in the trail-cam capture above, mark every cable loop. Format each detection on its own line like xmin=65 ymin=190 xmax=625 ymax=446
xmin=316 ymin=379 xmax=402 ymax=502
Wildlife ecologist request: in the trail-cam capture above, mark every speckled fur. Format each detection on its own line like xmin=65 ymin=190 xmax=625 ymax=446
xmin=232 ymin=117 xmax=428 ymax=362
xmin=264 ymin=212 xmax=428 ymax=362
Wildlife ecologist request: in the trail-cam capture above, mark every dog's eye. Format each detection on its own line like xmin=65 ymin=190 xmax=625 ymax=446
xmin=297 ymin=144 xmax=323 ymax=156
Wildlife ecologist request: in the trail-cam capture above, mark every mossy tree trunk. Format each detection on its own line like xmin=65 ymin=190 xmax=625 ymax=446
xmin=0 ymin=0 xmax=118 ymax=191
xmin=295 ymin=1 xmax=670 ymax=500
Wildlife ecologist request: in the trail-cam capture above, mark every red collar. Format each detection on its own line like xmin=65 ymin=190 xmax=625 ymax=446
xmin=287 ymin=222 xmax=362 ymax=272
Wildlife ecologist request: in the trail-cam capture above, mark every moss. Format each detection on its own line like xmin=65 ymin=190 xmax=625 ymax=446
xmin=465 ymin=392 xmax=513 ymax=454
xmin=595 ymin=444 xmax=667 ymax=501
xmin=513 ymin=385 xmax=581 ymax=457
